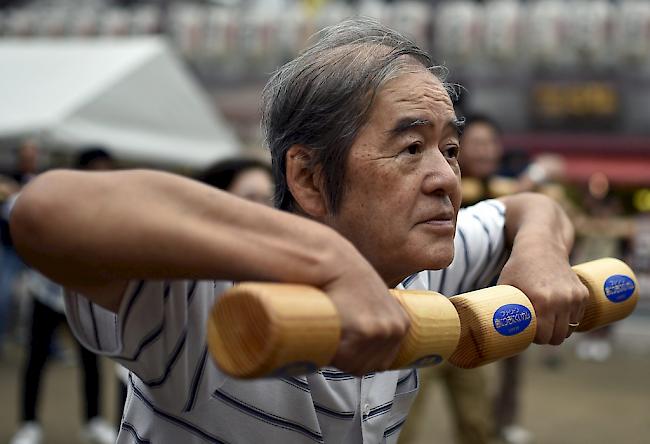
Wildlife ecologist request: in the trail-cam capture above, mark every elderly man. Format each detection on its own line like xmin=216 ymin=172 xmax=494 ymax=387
xmin=11 ymin=19 xmax=586 ymax=444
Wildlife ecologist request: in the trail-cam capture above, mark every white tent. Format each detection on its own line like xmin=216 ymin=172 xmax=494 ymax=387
xmin=0 ymin=37 xmax=240 ymax=168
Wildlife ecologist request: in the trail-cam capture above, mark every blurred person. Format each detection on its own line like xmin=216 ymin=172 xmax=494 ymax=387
xmin=0 ymin=174 xmax=21 ymax=356
xmin=11 ymin=139 xmax=40 ymax=185
xmin=572 ymin=175 xmax=630 ymax=363
xmin=9 ymin=19 xmax=587 ymax=444
xmin=459 ymin=115 xmax=533 ymax=444
xmin=9 ymin=148 xmax=117 ymax=444
xmin=0 ymin=139 xmax=41 ymax=355
xmin=196 ymin=157 xmax=273 ymax=205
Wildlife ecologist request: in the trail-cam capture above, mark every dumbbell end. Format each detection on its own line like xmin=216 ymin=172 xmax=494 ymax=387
xmin=448 ymin=285 xmax=537 ymax=369
xmin=572 ymin=258 xmax=639 ymax=332
xmin=208 ymin=283 xmax=340 ymax=378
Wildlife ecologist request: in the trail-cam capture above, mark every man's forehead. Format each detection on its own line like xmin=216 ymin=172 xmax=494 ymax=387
xmin=376 ymin=70 xmax=454 ymax=114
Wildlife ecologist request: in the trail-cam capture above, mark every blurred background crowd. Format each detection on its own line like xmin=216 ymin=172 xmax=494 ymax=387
xmin=0 ymin=1 xmax=648 ymax=444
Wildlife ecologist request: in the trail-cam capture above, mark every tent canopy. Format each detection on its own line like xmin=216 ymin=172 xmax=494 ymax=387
xmin=0 ymin=37 xmax=240 ymax=168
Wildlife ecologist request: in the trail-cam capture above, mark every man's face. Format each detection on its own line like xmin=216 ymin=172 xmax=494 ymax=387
xmin=325 ymin=68 xmax=462 ymax=286
xmin=458 ymin=122 xmax=503 ymax=180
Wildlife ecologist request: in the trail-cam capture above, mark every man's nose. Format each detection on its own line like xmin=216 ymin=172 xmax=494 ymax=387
xmin=421 ymin=149 xmax=459 ymax=196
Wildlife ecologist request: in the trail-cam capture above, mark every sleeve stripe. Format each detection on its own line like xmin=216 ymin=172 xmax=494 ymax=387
xmin=477 ymin=248 xmax=509 ymax=288
xmin=438 ymin=267 xmax=448 ymax=294
xmin=118 ymin=321 xmax=165 ymax=363
xmin=456 ymin=228 xmax=470 ymax=294
xmin=471 ymin=214 xmax=493 ymax=259
xmin=88 ymin=299 xmax=101 ymax=350
xmin=212 ymin=389 xmax=324 ymax=442
xmin=183 ymin=346 xmax=208 ymax=412
xmin=474 ymin=204 xmax=508 ymax=287
xmin=187 ymin=281 xmax=198 ymax=304
xmin=402 ymin=273 xmax=419 ymax=288
xmin=141 ymin=328 xmax=188 ymax=388
xmin=469 ymin=214 xmax=494 ymax=290
xmin=485 ymin=200 xmax=505 ymax=216
xmin=122 ymin=281 xmax=146 ymax=335
xmin=118 ymin=285 xmax=173 ymax=362
xmin=129 ymin=374 xmax=228 ymax=444
xmin=120 ymin=421 xmax=151 ymax=444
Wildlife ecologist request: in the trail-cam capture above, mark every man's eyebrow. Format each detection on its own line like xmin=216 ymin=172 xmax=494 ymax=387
xmin=386 ymin=118 xmax=433 ymax=137
xmin=387 ymin=117 xmax=465 ymax=138
xmin=452 ymin=117 xmax=465 ymax=136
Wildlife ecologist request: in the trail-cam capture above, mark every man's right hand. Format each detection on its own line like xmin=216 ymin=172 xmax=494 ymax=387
xmin=323 ymin=250 xmax=411 ymax=376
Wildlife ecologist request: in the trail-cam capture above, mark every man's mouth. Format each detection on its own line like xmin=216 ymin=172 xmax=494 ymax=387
xmin=417 ymin=212 xmax=455 ymax=227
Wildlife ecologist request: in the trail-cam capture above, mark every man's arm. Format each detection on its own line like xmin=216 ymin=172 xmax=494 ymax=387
xmin=498 ymin=192 xmax=589 ymax=345
xmin=10 ymin=169 xmax=409 ymax=375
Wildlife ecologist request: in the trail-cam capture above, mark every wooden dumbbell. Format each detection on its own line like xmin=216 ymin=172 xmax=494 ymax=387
xmin=448 ymin=257 xmax=638 ymax=368
xmin=207 ymin=257 xmax=638 ymax=378
xmin=207 ymin=284 xmax=460 ymax=378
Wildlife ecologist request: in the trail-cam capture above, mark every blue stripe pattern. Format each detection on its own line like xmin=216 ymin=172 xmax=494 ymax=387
xmin=212 ymin=389 xmax=324 ymax=443
xmin=314 ymin=403 xmax=355 ymax=420
xmin=119 ymin=285 xmax=172 ymax=362
xmin=88 ymin=299 xmax=101 ymax=349
xmin=485 ymin=200 xmax=505 ymax=216
xmin=120 ymin=422 xmax=151 ymax=444
xmin=187 ymin=281 xmax=198 ymax=304
xmin=438 ymin=267 xmax=448 ymax=294
xmin=363 ymin=401 xmax=393 ymax=421
xmin=281 ymin=377 xmax=310 ymax=392
xmin=183 ymin=346 xmax=208 ymax=412
xmin=470 ymin=214 xmax=494 ymax=289
xmin=122 ymin=281 xmax=146 ymax=334
xmin=319 ymin=369 xmax=355 ymax=381
xmin=402 ymin=273 xmax=419 ymax=288
xmin=456 ymin=229 xmax=470 ymax=294
xmin=384 ymin=417 xmax=407 ymax=437
xmin=141 ymin=328 xmax=188 ymax=387
xmin=129 ymin=375 xmax=228 ymax=444
xmin=396 ymin=369 xmax=416 ymax=387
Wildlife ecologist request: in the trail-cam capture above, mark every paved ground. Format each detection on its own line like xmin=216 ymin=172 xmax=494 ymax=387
xmin=0 ymin=317 xmax=648 ymax=444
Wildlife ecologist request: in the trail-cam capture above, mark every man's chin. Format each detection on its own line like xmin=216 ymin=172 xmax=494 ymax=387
xmin=424 ymin=247 xmax=454 ymax=271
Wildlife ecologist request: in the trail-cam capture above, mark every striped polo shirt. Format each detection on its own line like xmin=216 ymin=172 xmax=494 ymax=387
xmin=63 ymin=199 xmax=506 ymax=444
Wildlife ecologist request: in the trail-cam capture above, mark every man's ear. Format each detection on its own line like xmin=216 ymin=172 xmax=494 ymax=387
xmin=285 ymin=145 xmax=328 ymax=218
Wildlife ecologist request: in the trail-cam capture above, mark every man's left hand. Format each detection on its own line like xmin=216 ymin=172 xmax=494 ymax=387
xmin=497 ymin=238 xmax=589 ymax=345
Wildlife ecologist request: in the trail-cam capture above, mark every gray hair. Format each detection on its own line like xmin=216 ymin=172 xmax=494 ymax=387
xmin=262 ymin=17 xmax=447 ymax=213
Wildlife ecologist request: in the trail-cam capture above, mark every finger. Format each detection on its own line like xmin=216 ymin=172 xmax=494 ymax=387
xmin=359 ymin=320 xmax=408 ymax=374
xmin=550 ymin=311 xmax=570 ymax=345
xmin=533 ymin=316 xmax=554 ymax=344
xmin=332 ymin=335 xmax=375 ymax=375
xmin=567 ymin=284 xmax=589 ymax=337
xmin=372 ymin=334 xmax=404 ymax=371
xmin=333 ymin=332 xmax=398 ymax=376
xmin=573 ymin=284 xmax=589 ymax=323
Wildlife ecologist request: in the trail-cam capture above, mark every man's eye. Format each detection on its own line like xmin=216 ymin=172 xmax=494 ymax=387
xmin=444 ymin=145 xmax=460 ymax=159
xmin=402 ymin=144 xmax=420 ymax=156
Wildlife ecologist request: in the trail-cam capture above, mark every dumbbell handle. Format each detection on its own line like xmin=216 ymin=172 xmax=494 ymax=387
xmin=207 ymin=258 xmax=638 ymax=378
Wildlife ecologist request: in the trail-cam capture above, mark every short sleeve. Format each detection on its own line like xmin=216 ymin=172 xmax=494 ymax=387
xmin=431 ymin=199 xmax=508 ymax=295
xmin=64 ymin=279 xmax=229 ymax=410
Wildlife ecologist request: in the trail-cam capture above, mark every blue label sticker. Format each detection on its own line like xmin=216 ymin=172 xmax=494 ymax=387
xmin=604 ymin=274 xmax=636 ymax=303
xmin=493 ymin=304 xmax=533 ymax=336
xmin=410 ymin=354 xmax=443 ymax=368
